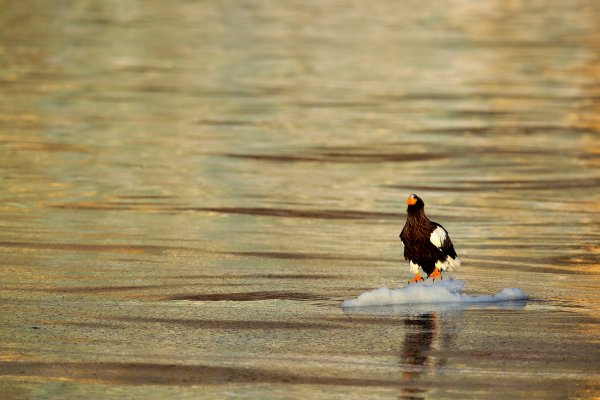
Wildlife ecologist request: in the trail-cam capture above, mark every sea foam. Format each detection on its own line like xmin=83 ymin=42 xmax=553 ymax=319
xmin=341 ymin=279 xmax=527 ymax=308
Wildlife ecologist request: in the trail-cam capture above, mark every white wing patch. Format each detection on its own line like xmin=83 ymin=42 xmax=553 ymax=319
xmin=430 ymin=226 xmax=447 ymax=250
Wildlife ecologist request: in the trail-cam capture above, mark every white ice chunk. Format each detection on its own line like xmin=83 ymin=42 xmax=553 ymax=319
xmin=341 ymin=279 xmax=527 ymax=308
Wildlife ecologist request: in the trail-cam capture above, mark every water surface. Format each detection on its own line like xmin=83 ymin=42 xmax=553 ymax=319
xmin=1 ymin=1 xmax=599 ymax=399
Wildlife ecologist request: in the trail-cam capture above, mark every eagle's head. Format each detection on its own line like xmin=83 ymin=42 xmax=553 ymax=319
xmin=406 ymin=193 xmax=425 ymax=211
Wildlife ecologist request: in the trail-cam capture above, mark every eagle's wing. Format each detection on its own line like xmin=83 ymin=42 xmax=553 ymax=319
xmin=399 ymin=225 xmax=409 ymax=259
xmin=430 ymin=223 xmax=458 ymax=259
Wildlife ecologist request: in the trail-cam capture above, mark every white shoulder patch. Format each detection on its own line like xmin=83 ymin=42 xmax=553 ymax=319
xmin=430 ymin=226 xmax=447 ymax=250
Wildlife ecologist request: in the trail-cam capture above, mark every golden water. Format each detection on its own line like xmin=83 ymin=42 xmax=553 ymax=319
xmin=1 ymin=1 xmax=599 ymax=398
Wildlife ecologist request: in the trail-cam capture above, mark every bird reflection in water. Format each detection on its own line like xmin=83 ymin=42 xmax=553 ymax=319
xmin=399 ymin=312 xmax=452 ymax=400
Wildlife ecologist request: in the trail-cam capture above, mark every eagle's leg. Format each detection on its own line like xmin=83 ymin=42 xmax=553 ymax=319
xmin=408 ymin=273 xmax=424 ymax=284
xmin=428 ymin=268 xmax=443 ymax=281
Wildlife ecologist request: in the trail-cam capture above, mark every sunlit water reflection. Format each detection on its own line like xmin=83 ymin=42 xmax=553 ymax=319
xmin=1 ymin=1 xmax=599 ymax=399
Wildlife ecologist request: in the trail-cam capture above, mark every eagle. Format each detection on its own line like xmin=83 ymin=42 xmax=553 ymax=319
xmin=400 ymin=194 xmax=461 ymax=284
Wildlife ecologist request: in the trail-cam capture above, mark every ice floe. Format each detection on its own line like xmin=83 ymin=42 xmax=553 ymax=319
xmin=342 ymin=279 xmax=527 ymax=308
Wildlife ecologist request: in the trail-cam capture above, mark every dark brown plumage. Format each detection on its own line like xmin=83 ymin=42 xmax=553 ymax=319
xmin=400 ymin=194 xmax=461 ymax=283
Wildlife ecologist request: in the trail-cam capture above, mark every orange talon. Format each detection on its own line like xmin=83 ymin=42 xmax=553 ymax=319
xmin=428 ymin=268 xmax=443 ymax=282
xmin=408 ymin=273 xmax=424 ymax=284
